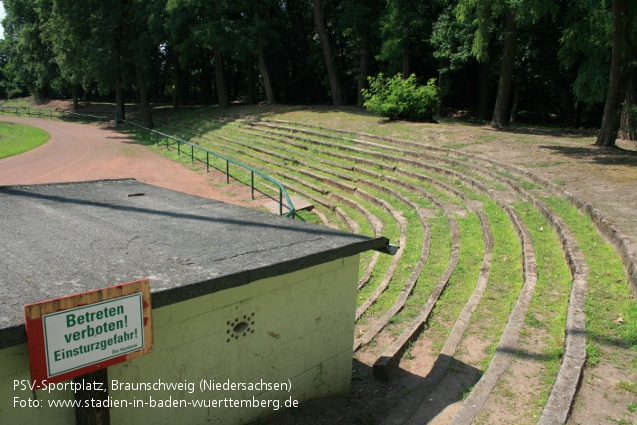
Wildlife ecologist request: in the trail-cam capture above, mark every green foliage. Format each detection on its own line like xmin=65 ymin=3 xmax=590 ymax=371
xmin=431 ymin=5 xmax=472 ymax=73
xmin=455 ymin=0 xmax=557 ymax=61
xmin=378 ymin=0 xmax=441 ymax=78
xmin=362 ymin=73 xmax=439 ymax=121
xmin=558 ymin=1 xmax=612 ymax=105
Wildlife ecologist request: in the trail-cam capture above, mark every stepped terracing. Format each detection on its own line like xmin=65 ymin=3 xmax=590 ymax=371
xmin=135 ymin=108 xmax=637 ymax=425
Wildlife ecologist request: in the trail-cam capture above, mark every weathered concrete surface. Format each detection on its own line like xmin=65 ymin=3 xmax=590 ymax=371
xmin=0 ymin=179 xmax=387 ymax=349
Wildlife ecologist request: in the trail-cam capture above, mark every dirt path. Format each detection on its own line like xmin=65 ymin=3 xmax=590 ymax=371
xmin=0 ymin=117 xmax=259 ymax=207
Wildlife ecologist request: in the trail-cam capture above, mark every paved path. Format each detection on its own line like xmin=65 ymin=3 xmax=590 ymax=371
xmin=0 ymin=117 xmax=254 ymax=205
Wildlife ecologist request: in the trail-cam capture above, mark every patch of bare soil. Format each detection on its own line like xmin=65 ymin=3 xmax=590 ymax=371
xmin=475 ymin=330 xmax=550 ymax=424
xmin=567 ymin=360 xmax=637 ymax=425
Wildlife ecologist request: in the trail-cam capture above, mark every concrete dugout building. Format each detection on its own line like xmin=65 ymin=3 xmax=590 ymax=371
xmin=0 ymin=179 xmax=389 ymax=425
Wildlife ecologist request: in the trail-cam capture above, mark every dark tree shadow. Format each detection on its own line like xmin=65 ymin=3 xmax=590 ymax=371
xmin=249 ymin=357 xmax=482 ymax=425
xmin=540 ymin=144 xmax=637 ymax=166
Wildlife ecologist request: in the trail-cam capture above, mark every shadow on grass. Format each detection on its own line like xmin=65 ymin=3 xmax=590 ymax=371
xmin=492 ymin=125 xmax=598 ymax=140
xmin=540 ymin=144 xmax=637 ymax=166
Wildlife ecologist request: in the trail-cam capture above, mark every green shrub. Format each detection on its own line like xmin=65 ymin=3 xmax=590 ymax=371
xmin=362 ymin=73 xmax=439 ymax=122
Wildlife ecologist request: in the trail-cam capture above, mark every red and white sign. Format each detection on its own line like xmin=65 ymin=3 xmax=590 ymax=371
xmin=24 ymin=279 xmax=153 ymax=388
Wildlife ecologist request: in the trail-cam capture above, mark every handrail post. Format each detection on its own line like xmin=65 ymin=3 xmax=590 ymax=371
xmin=111 ymin=122 xmax=295 ymax=219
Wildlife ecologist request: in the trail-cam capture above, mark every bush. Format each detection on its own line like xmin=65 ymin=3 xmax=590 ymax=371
xmin=362 ymin=73 xmax=439 ymax=122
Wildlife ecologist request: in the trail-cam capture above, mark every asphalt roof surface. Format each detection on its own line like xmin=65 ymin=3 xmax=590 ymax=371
xmin=0 ymin=179 xmax=387 ymax=348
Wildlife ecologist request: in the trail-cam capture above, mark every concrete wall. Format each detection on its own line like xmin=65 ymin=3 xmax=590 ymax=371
xmin=0 ymin=255 xmax=359 ymax=425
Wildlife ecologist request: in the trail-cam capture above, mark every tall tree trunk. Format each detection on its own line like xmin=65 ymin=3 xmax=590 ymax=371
xmin=180 ymin=68 xmax=190 ymax=106
xmin=313 ymin=0 xmax=343 ymax=106
xmin=619 ymin=72 xmax=636 ymax=140
xmin=72 ymin=85 xmax=79 ymax=111
xmin=115 ymin=74 xmax=125 ymax=121
xmin=357 ymin=43 xmax=368 ymax=108
xmin=122 ymin=23 xmax=151 ymax=126
xmin=596 ymin=0 xmax=635 ymax=147
xmin=135 ymin=65 xmax=154 ymax=128
xmin=574 ymin=101 xmax=583 ymax=128
xmin=563 ymin=100 xmax=574 ymax=127
xmin=509 ymin=66 xmax=522 ymax=124
xmin=213 ymin=44 xmax=230 ymax=109
xmin=173 ymin=65 xmax=180 ymax=109
xmin=478 ymin=60 xmax=490 ymax=121
xmin=253 ymin=7 xmax=275 ymax=105
xmin=247 ymin=55 xmax=256 ymax=104
xmin=229 ymin=61 xmax=237 ymax=102
xmin=491 ymin=11 xmax=518 ymax=129
xmin=402 ymin=47 xmax=410 ymax=79
xmin=257 ymin=42 xmax=275 ymax=104
xmin=202 ymin=62 xmax=214 ymax=101
xmin=437 ymin=59 xmax=447 ymax=118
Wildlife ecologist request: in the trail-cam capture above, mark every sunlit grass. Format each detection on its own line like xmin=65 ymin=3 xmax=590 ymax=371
xmin=0 ymin=121 xmax=49 ymax=159
xmin=543 ymin=197 xmax=637 ymax=369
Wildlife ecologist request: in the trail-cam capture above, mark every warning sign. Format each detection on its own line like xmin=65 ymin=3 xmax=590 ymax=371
xmin=24 ymin=279 xmax=152 ymax=388
xmin=43 ymin=293 xmax=144 ymax=377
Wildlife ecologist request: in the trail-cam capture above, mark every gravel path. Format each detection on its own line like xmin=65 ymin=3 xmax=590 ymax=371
xmin=0 ymin=117 xmax=253 ymax=206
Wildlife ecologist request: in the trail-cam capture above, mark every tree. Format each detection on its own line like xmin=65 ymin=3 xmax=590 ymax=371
xmin=380 ymin=0 xmax=438 ymax=80
xmin=43 ymin=0 xmax=96 ymax=110
xmin=456 ymin=0 xmax=556 ymax=129
xmin=229 ymin=0 xmax=279 ymax=104
xmin=166 ymin=0 xmax=229 ymax=110
xmin=339 ymin=0 xmax=383 ymax=107
xmin=595 ymin=0 xmax=637 ymax=147
xmin=431 ymin=3 xmax=472 ymax=116
xmin=313 ymin=0 xmax=343 ymax=106
xmin=251 ymin=1 xmax=278 ymax=104
xmin=3 ymin=0 xmax=59 ymax=100
xmin=120 ymin=0 xmax=162 ymax=128
xmin=165 ymin=0 xmax=200 ymax=109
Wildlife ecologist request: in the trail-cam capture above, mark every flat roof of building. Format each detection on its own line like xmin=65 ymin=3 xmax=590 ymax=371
xmin=0 ymin=179 xmax=387 ymax=348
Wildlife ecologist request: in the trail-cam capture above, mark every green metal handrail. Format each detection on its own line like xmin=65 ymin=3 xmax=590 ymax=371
xmin=119 ymin=120 xmax=296 ymax=217
xmin=0 ymin=106 xmax=292 ymax=215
